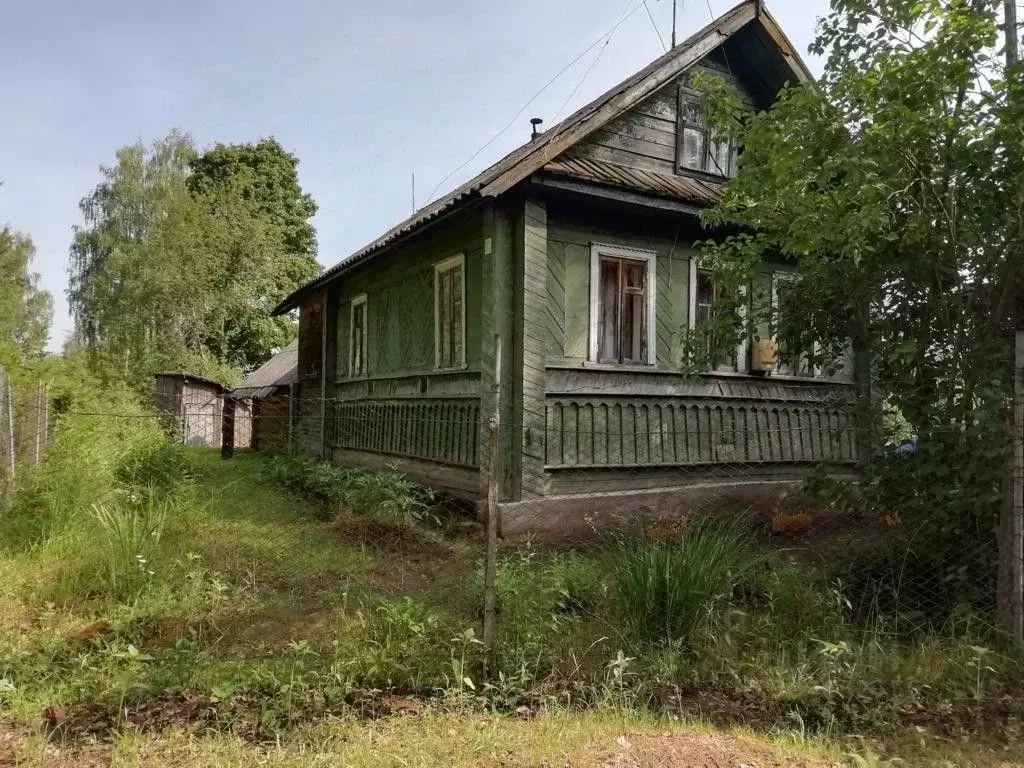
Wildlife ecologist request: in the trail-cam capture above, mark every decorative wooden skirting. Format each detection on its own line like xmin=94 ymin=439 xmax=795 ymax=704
xmin=545 ymin=397 xmax=855 ymax=468
xmin=328 ymin=399 xmax=481 ymax=468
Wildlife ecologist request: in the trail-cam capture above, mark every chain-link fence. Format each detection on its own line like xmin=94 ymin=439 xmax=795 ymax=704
xmin=2 ymin=364 xmax=1020 ymax=741
xmin=0 ymin=367 xmax=50 ymax=500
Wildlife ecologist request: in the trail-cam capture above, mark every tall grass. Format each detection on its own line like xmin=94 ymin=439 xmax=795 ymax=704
xmin=91 ymin=491 xmax=169 ymax=598
xmin=609 ymin=520 xmax=755 ymax=650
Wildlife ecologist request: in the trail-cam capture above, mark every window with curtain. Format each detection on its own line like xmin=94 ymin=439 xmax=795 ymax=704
xmin=434 ymin=255 xmax=465 ymax=369
xmin=692 ymin=267 xmax=738 ymax=371
xmin=349 ymin=294 xmax=367 ymax=376
xmin=594 ymin=253 xmax=652 ymax=365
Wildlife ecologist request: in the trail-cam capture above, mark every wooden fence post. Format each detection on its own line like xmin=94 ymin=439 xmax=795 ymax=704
xmin=482 ymin=335 xmax=502 ymax=678
xmin=3 ymin=373 xmax=14 ymax=476
xmin=221 ymin=397 xmax=236 ymax=460
xmin=33 ymin=385 xmax=47 ymax=466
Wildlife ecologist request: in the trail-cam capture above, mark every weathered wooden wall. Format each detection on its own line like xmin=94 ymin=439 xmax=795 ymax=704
xmin=568 ymin=50 xmax=757 ymax=177
xmin=547 ymin=202 xmax=694 ymax=366
xmin=319 ymin=210 xmax=487 ymax=489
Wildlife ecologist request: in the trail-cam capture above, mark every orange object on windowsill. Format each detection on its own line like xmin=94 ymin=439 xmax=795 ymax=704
xmin=752 ymin=340 xmax=779 ymax=372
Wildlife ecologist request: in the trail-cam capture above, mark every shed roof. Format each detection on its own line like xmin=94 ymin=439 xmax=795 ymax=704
xmin=153 ymin=371 xmax=227 ymax=392
xmin=231 ymin=340 xmax=299 ymax=400
xmin=274 ymin=0 xmax=810 ymax=315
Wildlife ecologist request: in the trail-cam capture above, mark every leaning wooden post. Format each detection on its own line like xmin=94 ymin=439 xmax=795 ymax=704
xmin=33 ymin=385 xmax=47 ymax=466
xmin=482 ymin=334 xmax=502 ymax=678
xmin=221 ymin=396 xmax=236 ymax=460
xmin=4 ymin=374 xmax=14 ymax=476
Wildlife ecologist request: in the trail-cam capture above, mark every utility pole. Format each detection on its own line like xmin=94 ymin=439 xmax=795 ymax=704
xmin=671 ymin=0 xmax=677 ymax=48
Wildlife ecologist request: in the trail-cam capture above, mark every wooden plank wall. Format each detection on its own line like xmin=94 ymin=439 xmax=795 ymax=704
xmin=567 ymin=55 xmax=757 ymax=177
xmin=329 ymin=399 xmax=481 ymax=468
xmin=546 ymin=209 xmax=692 ymax=365
xmin=521 ymin=199 xmax=548 ymax=497
xmin=544 ymin=397 xmax=856 ymax=468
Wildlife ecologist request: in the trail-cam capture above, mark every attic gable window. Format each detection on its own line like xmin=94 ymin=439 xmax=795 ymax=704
xmin=434 ymin=254 xmax=466 ymax=370
xmin=588 ymin=244 xmax=656 ymax=366
xmin=677 ymin=86 xmax=737 ymax=178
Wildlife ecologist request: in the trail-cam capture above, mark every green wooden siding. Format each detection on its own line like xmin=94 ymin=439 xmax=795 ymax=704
xmin=333 ymin=211 xmax=484 ymax=382
xmin=568 ymin=53 xmax=758 ymax=178
xmin=546 ymin=205 xmax=694 ymax=366
xmin=328 ymin=399 xmax=481 ymax=468
xmin=544 ymin=397 xmax=855 ymax=468
xmin=324 ymin=210 xmax=486 ymax=474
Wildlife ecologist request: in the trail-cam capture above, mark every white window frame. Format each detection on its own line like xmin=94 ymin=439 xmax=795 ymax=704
xmin=687 ymin=260 xmax=747 ymax=373
xmin=771 ymin=271 xmax=820 ymax=378
xmin=348 ymin=293 xmax=367 ymax=377
xmin=434 ymin=253 xmax=467 ymax=370
xmin=588 ymin=243 xmax=657 ymax=366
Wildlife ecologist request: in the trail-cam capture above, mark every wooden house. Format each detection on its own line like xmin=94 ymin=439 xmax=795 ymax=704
xmin=274 ymin=1 xmax=860 ymax=534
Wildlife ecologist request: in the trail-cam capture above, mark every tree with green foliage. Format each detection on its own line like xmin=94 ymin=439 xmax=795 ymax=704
xmin=0 ymin=226 xmax=53 ymax=362
xmin=692 ymin=0 xmax=1023 ymax=634
xmin=67 ymin=132 xmax=321 ymax=388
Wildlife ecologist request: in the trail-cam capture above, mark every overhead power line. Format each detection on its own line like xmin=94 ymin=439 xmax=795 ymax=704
xmin=424 ymin=0 xmax=650 ymax=205
xmin=644 ymin=0 xmax=668 ymax=52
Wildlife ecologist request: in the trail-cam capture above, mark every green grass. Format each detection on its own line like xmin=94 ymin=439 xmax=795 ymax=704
xmin=0 ymin=428 xmax=1021 ymax=765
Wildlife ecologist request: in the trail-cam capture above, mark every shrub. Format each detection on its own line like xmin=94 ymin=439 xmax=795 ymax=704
xmin=264 ymin=452 xmax=435 ymax=523
xmin=609 ymin=520 xmax=755 ymax=650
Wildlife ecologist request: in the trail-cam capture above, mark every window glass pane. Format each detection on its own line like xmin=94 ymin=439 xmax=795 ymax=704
xmin=599 ymin=259 xmax=619 ymax=362
xmin=696 ymin=270 xmax=713 ymax=308
xmin=682 ymin=99 xmax=703 ymax=126
xmin=452 ymin=264 xmax=464 ymax=366
xmin=351 ymin=302 xmax=365 ymax=375
xmin=439 ymin=270 xmax=452 ymax=367
xmin=681 ymin=126 xmax=706 ymax=170
xmin=625 ymin=263 xmax=644 ymax=290
xmin=708 ymin=135 xmax=733 ymax=177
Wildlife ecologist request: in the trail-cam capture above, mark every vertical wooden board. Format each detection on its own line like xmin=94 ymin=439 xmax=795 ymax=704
xmin=655 ymin=258 xmax=674 ymax=364
xmin=520 ymin=199 xmax=549 ymax=496
xmin=697 ymin=406 xmax=712 ymax=464
xmin=564 ymin=403 xmax=579 ymax=466
xmin=595 ymin=403 xmax=609 ymax=465
xmin=608 ymin=403 xmax=624 ymax=466
xmin=722 ymin=406 xmax=736 ymax=463
xmin=793 ymin=408 xmax=807 ymax=462
xmin=669 ymin=404 xmax=683 ymax=463
xmin=579 ymin=402 xmax=594 ymax=466
xmin=621 ymin=405 xmax=636 ymax=465
xmin=637 ymin=404 xmax=649 ymax=465
xmin=547 ymin=402 xmax=561 ymax=466
xmin=765 ymin=408 xmax=778 ymax=462
xmin=563 ymin=244 xmax=591 ymax=360
xmin=546 ymin=240 xmax=566 ymax=359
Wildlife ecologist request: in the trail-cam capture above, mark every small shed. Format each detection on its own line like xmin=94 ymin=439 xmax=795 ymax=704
xmin=154 ymin=372 xmax=227 ymax=448
xmin=230 ymin=340 xmax=299 ymax=452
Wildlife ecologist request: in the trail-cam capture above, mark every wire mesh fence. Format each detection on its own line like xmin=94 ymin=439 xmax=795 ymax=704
xmin=2 ymin=366 xmax=1022 ymax=737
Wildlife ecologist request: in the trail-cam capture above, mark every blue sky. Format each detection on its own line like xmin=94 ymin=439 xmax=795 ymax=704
xmin=1 ymin=0 xmax=828 ymax=350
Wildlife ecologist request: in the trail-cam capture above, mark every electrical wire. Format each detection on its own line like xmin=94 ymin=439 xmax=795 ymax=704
xmin=423 ymin=0 xmax=649 ymax=205
xmin=644 ymin=0 xmax=668 ymax=51
xmin=550 ymin=0 xmax=637 ymax=125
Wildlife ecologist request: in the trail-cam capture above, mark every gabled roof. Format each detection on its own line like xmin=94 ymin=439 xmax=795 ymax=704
xmin=231 ymin=339 xmax=299 ymax=399
xmin=274 ymin=0 xmax=810 ymax=315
